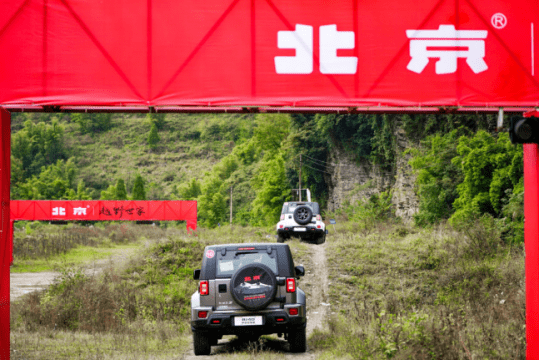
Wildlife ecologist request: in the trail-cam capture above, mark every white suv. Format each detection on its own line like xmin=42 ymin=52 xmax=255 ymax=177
xmin=276 ymin=202 xmax=326 ymax=244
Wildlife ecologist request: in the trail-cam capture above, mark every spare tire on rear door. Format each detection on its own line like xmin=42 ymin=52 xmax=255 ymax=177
xmin=230 ymin=263 xmax=277 ymax=311
xmin=293 ymin=206 xmax=313 ymax=225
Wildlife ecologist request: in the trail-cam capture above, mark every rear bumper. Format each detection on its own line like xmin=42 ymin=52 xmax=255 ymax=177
xmin=191 ymin=307 xmax=306 ymax=335
xmin=277 ymin=227 xmax=325 ymax=238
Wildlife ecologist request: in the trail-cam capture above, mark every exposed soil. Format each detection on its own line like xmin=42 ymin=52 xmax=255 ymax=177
xmin=183 ymin=241 xmax=329 ymax=359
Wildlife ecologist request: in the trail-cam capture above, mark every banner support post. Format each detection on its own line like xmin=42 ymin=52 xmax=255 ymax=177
xmin=0 ymin=108 xmax=11 ymax=359
xmin=524 ymin=142 xmax=539 ymax=360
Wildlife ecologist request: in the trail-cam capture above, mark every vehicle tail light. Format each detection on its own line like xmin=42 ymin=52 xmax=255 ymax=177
xmin=316 ymin=215 xmax=321 ymax=221
xmin=317 ymin=225 xmax=321 ymax=229
xmin=276 ymin=317 xmax=285 ymax=322
xmin=212 ymin=319 xmax=221 ymax=324
xmin=280 ymin=214 xmax=285 ymax=220
xmin=289 ymin=308 xmax=299 ymax=316
xmin=279 ymin=225 xmax=284 ymax=229
xmin=286 ymin=278 xmax=296 ymax=293
xmin=198 ymin=311 xmax=208 ymax=318
xmin=199 ymin=280 xmax=209 ymax=295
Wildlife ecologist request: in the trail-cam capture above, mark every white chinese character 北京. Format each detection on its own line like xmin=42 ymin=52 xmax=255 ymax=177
xmin=73 ymin=207 xmax=87 ymax=216
xmin=406 ymin=25 xmax=488 ymax=74
xmin=275 ymin=24 xmax=358 ymax=75
xmin=52 ymin=207 xmax=65 ymax=216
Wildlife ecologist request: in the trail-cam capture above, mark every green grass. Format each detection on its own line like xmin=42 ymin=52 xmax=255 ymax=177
xmin=11 ymin=323 xmax=190 ymax=360
xmin=11 ymin=244 xmax=139 ymax=273
xmin=11 ymin=221 xmax=524 ymax=359
xmin=309 ymin=221 xmax=525 ymax=359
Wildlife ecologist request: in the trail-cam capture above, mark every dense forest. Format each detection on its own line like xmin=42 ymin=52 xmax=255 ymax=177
xmin=10 ymin=111 xmax=524 ymax=241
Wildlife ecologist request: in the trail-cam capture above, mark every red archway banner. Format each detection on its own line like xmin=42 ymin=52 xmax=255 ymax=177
xmin=0 ymin=0 xmax=537 ymax=108
xmin=10 ymin=200 xmax=197 ymax=231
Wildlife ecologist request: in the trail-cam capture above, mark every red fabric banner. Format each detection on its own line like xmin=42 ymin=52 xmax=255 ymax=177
xmin=10 ymin=201 xmax=197 ymax=231
xmin=0 ymin=0 xmax=537 ymax=108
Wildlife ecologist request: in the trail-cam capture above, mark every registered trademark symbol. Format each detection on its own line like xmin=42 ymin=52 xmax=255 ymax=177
xmin=491 ymin=13 xmax=507 ymax=29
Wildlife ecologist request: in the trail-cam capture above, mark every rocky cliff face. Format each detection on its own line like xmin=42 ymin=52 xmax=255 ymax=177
xmin=324 ymin=146 xmax=393 ymax=212
xmin=324 ymin=120 xmax=419 ymax=222
xmin=391 ymin=126 xmax=419 ymax=221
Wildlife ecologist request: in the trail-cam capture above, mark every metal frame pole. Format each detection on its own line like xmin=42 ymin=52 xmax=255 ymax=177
xmin=0 ymin=108 xmax=11 ymax=359
xmin=524 ymin=143 xmax=539 ymax=360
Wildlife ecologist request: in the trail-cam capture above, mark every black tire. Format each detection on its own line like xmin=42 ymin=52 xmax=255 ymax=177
xmin=277 ymin=233 xmax=285 ymax=243
xmin=288 ymin=326 xmax=306 ymax=353
xmin=293 ymin=206 xmax=313 ymax=225
xmin=230 ymin=263 xmax=278 ymax=311
xmin=193 ymin=332 xmax=211 ymax=356
xmin=316 ymin=233 xmax=325 ymax=245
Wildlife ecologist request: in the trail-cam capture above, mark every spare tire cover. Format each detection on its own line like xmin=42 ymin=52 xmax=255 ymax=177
xmin=230 ymin=263 xmax=277 ymax=311
xmin=294 ymin=206 xmax=313 ymax=225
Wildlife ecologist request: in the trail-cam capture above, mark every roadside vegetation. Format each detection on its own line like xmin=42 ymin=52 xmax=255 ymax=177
xmin=11 ymin=219 xmax=524 ymax=359
xmin=11 ymin=222 xmax=168 ymax=272
xmin=310 ymin=216 xmax=524 ymax=359
xmin=10 ymin=224 xmax=299 ymax=359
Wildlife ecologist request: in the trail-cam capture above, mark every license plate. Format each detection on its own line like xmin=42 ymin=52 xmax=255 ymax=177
xmin=294 ymin=227 xmax=307 ymax=232
xmin=234 ymin=316 xmax=263 ymax=326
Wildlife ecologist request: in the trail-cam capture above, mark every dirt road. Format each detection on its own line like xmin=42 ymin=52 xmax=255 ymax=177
xmin=10 ymin=248 xmax=135 ymax=301
xmin=183 ymin=241 xmax=329 ymax=359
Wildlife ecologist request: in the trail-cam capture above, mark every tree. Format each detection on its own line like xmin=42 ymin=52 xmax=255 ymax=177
xmin=71 ymin=113 xmax=113 ymax=134
xmin=450 ymin=131 xmax=523 ymax=225
xmin=409 ymin=130 xmax=463 ymax=226
xmin=197 ymin=175 xmax=226 ymax=227
xmin=146 ymin=113 xmax=166 ymax=130
xmin=147 ymin=123 xmax=160 ymax=150
xmin=100 ymin=185 xmax=117 ymax=200
xmin=115 ymin=179 xmax=127 ymax=200
xmin=132 ymin=174 xmax=146 ymax=200
xmin=250 ymin=152 xmax=291 ymax=225
xmin=13 ymin=158 xmax=78 ymax=200
xmin=178 ymin=178 xmax=202 ymax=200
xmin=75 ymin=179 xmax=92 ymax=200
xmin=11 ymin=118 xmax=67 ymax=182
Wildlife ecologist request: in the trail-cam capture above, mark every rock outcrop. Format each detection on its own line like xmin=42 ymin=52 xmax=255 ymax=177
xmin=324 ymin=119 xmax=419 ymax=222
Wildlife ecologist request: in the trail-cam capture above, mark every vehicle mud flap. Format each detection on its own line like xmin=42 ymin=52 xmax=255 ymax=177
xmin=230 ymin=263 xmax=277 ymax=311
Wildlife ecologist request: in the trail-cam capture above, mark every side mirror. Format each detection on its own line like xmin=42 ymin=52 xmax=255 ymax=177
xmin=295 ymin=265 xmax=305 ymax=278
xmin=193 ymin=269 xmax=201 ymax=280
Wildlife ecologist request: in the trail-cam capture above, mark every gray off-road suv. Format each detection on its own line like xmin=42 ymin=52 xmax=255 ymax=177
xmin=191 ymin=243 xmax=306 ymax=355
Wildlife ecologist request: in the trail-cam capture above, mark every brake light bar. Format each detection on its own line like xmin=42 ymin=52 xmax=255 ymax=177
xmin=238 ymin=247 xmax=255 ymax=250
xmin=286 ymin=278 xmax=296 ymax=293
xmin=199 ymin=280 xmax=209 ymax=295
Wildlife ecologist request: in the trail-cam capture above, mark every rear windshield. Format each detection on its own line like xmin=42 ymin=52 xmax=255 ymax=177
xmin=216 ymin=250 xmax=277 ymax=277
xmin=282 ymin=202 xmax=313 ymax=214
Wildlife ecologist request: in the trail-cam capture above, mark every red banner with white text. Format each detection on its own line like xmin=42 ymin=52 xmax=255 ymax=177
xmin=0 ymin=0 xmax=537 ymax=108
xmin=10 ymin=201 xmax=197 ymax=231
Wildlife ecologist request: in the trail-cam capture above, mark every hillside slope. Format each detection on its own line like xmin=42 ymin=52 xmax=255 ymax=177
xmin=11 ymin=112 xmax=253 ymax=200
